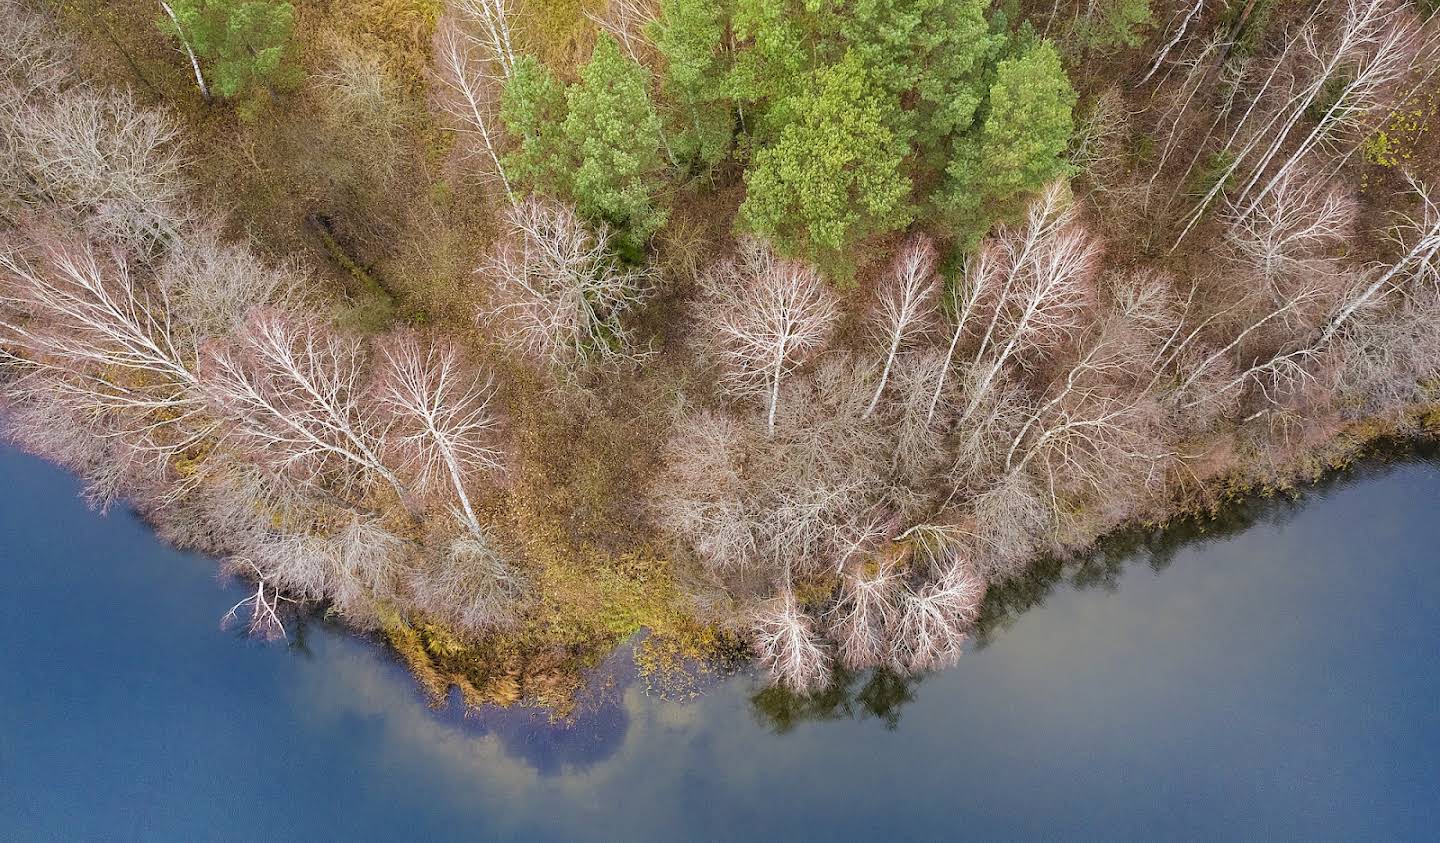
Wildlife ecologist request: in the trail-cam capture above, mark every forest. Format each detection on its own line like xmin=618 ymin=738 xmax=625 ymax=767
xmin=2 ymin=0 xmax=1439 ymax=703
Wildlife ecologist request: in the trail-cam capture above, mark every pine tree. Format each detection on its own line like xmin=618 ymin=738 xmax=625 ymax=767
xmin=499 ymin=56 xmax=569 ymax=197
xmin=1077 ymin=0 xmax=1154 ymax=51
xmin=156 ymin=0 xmax=301 ymax=118
xmin=739 ymin=53 xmax=913 ymax=279
xmin=939 ymin=40 xmax=1077 ymax=244
xmin=562 ymin=34 xmax=669 ymax=254
xmin=650 ymin=0 xmax=734 ymax=171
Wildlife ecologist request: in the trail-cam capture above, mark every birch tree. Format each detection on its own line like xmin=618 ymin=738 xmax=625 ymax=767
xmin=752 ymin=590 xmax=831 ymax=693
xmin=410 ymin=532 xmax=526 ymax=631
xmin=374 ymin=333 xmax=504 ymax=535
xmin=434 ymin=6 xmax=516 ymax=201
xmin=486 ymin=198 xmax=654 ymax=372
xmin=14 ymin=89 xmax=191 ymax=248
xmin=203 ymin=308 xmax=406 ymax=502
xmin=954 ymin=183 xmax=1098 ymax=430
xmin=888 ymin=564 xmax=984 ymax=672
xmin=1223 ymin=169 xmax=1357 ymax=290
xmin=826 ymin=553 xmax=901 ymax=670
xmin=865 ymin=236 xmax=939 ymax=418
xmin=1175 ymin=0 xmax=1417 ymax=245
xmin=700 ymin=241 xmax=838 ymax=435
xmin=0 ymin=229 xmax=210 ymax=460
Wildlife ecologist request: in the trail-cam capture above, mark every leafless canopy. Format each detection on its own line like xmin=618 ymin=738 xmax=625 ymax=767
xmin=700 ymin=240 xmax=839 ymax=435
xmin=374 ymin=332 xmax=504 ymax=533
xmin=485 ymin=199 xmax=656 ymax=373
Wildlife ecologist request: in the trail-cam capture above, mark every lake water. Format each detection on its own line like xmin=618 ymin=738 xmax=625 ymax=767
xmin=2 ymin=442 xmax=1438 ymax=840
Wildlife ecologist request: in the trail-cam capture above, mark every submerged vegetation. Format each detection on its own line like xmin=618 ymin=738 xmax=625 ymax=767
xmin=2 ymin=0 xmax=1439 ymax=706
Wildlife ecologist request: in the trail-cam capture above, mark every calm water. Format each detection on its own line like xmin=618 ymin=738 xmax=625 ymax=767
xmin=2 ymin=443 xmax=1439 ymax=840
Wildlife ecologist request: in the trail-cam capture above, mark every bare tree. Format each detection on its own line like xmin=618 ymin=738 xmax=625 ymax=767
xmin=154 ymin=457 xmax=322 ymax=557
xmin=203 ymin=308 xmax=406 ymax=503
xmin=653 ymin=356 xmax=890 ymax=584
xmin=1336 ymin=283 xmax=1440 ymax=414
xmin=253 ymin=515 xmax=410 ymax=626
xmin=14 ymin=88 xmax=191 ymax=248
xmin=889 ymin=348 xmax=951 ymax=475
xmin=652 ymin=409 xmax=758 ymax=575
xmin=454 ymin=0 xmax=518 ymax=77
xmin=1208 ymin=177 xmax=1440 ymax=412
xmin=825 ymin=551 xmax=902 ymax=670
xmin=156 ymin=225 xmax=302 ymax=337
xmin=0 ymin=228 xmax=210 ymax=461
xmin=0 ymin=1 xmax=74 ymax=100
xmin=221 ymin=559 xmax=298 ymax=640
xmin=1234 ymin=1 xmax=1435 ymax=221
xmin=1 ymin=0 xmax=76 ymax=212
xmin=865 ymin=235 xmax=938 ymax=418
xmin=0 ymin=385 xmax=140 ymax=512
xmin=586 ymin=0 xmax=660 ymax=65
xmin=1000 ymin=295 xmax=1177 ymax=511
xmin=954 ymin=183 xmax=1099 ymax=430
xmin=1139 ymin=0 xmax=1210 ymax=84
xmin=969 ymin=469 xmax=1051 ymax=580
xmin=1175 ymin=0 xmax=1419 ymax=245
xmin=486 ymin=199 xmax=655 ymax=372
xmin=1223 ymin=169 xmax=1356 ymax=291
xmin=409 ymin=531 xmax=526 ymax=631
xmin=314 ymin=38 xmax=414 ymax=193
xmin=1322 ymin=176 xmax=1440 ymax=344
xmin=1069 ymin=86 xmax=1131 ymax=195
xmin=700 ymin=240 xmax=839 ymax=435
xmin=158 ymin=0 xmax=211 ymax=102
xmin=888 ymin=562 xmax=984 ymax=673
xmin=927 ymin=243 xmax=1002 ymax=426
xmin=434 ymin=12 xmax=514 ymax=202
xmin=374 ymin=332 xmax=504 ymax=534
xmin=751 ymin=590 xmax=830 ymax=693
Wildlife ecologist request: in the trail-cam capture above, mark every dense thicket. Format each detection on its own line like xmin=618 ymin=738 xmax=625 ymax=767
xmin=3 ymin=0 xmax=1440 ymax=697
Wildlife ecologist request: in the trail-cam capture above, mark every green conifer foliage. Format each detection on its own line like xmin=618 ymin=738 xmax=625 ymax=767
xmin=499 ymin=56 xmax=569 ymax=197
xmin=739 ymin=53 xmax=913 ymax=279
xmin=940 ymin=40 xmax=1077 ymax=244
xmin=562 ymin=35 xmax=669 ymax=254
xmin=650 ymin=0 xmax=734 ymax=171
xmin=157 ymin=0 xmax=301 ymax=118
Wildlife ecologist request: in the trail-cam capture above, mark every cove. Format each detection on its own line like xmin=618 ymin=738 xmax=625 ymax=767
xmin=2 ymin=442 xmax=1438 ymax=840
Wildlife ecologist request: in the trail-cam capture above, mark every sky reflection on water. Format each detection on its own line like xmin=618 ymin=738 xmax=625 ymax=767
xmin=2 ymin=445 xmax=1438 ymax=840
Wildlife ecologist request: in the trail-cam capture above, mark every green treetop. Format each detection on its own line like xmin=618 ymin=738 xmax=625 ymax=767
xmin=739 ymin=53 xmax=913 ymax=279
xmin=562 ymin=34 xmax=669 ymax=254
xmin=650 ymin=0 xmax=734 ymax=171
xmin=157 ymin=0 xmax=301 ymax=118
xmin=939 ymin=40 xmax=1077 ymax=243
xmin=729 ymin=0 xmax=999 ymax=153
xmin=500 ymin=56 xmax=570 ymax=197
xmin=1076 ymin=0 xmax=1154 ymax=51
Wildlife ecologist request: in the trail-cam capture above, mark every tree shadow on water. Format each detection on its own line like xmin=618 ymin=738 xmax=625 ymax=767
xmin=750 ymin=667 xmax=922 ymax=734
xmin=976 ymin=438 xmax=1440 ymax=646
xmin=751 ymin=439 xmax=1439 ymax=733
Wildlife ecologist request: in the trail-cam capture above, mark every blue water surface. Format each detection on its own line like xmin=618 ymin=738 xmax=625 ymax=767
xmin=2 ymin=444 xmax=1438 ymax=840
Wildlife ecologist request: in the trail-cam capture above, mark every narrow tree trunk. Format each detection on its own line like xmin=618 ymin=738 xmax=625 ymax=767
xmin=159 ymin=1 xmax=211 ymax=103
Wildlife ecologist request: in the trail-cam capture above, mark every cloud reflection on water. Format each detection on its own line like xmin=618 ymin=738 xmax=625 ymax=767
xmin=3 ymin=446 xmax=1439 ymax=839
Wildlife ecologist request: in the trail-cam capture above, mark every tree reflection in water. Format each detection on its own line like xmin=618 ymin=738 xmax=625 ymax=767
xmin=751 ymin=667 xmax=921 ymax=733
xmin=753 ymin=439 xmax=1439 ymax=731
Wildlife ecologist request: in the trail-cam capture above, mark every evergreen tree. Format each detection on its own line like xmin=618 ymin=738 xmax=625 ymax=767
xmin=729 ymin=0 xmax=998 ymax=154
xmin=739 ymin=53 xmax=913 ymax=278
xmin=939 ymin=40 xmax=1076 ymax=243
xmin=499 ymin=56 xmax=569 ymax=197
xmin=156 ymin=0 xmax=301 ymax=118
xmin=1077 ymin=0 xmax=1154 ymax=50
xmin=562 ymin=35 xmax=669 ymax=254
xmin=650 ymin=0 xmax=734 ymax=171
